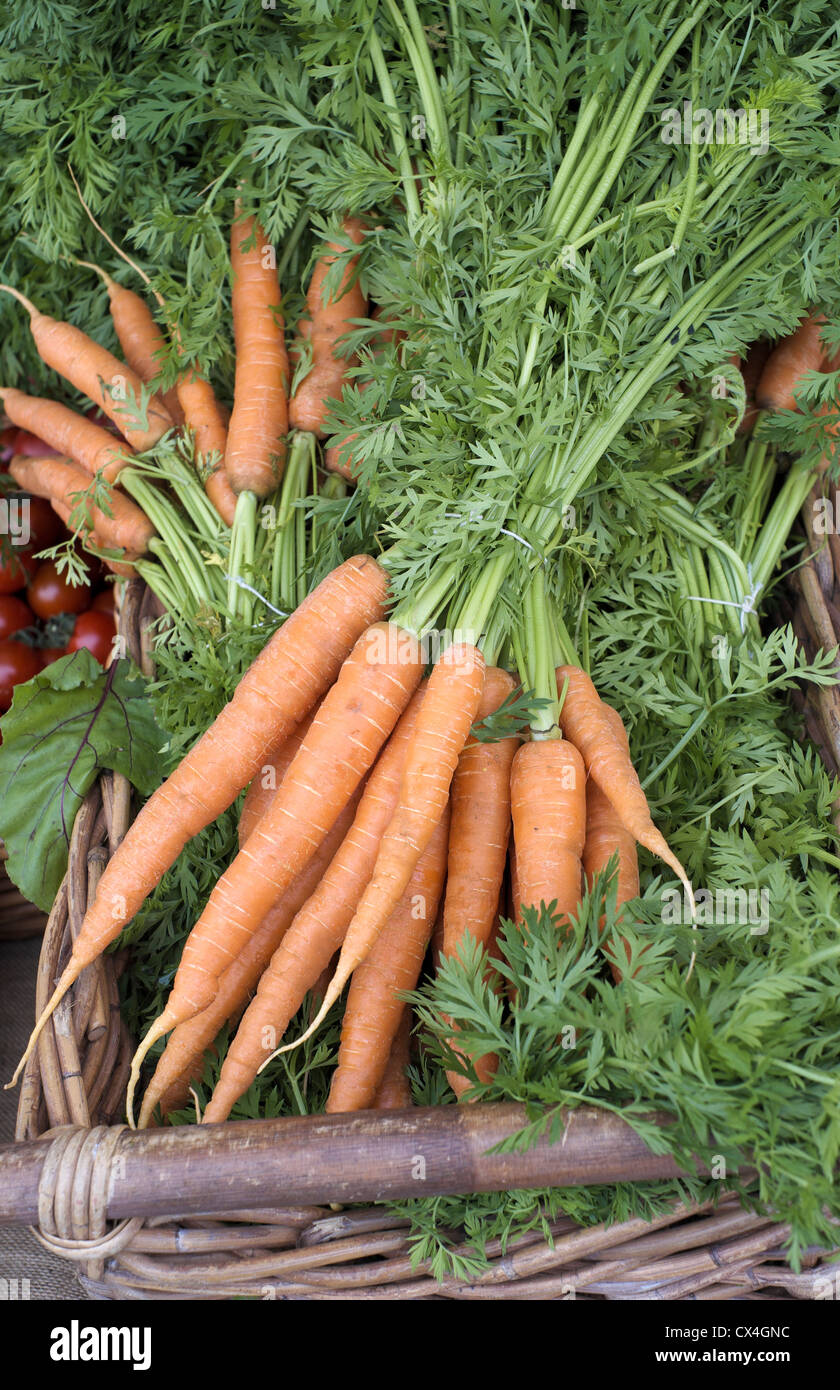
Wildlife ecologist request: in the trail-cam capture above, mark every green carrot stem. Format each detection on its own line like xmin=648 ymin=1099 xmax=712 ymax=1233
xmin=391 ymin=558 xmax=460 ymax=637
xmin=750 ymin=465 xmax=817 ymax=593
xmin=520 ymin=567 xmax=558 ymax=737
xmin=227 ymin=491 xmax=257 ymax=622
xmin=367 ymin=23 xmax=422 ymax=225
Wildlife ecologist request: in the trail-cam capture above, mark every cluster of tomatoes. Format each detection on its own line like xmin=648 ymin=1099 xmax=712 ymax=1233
xmin=0 ymin=426 xmax=117 ymax=715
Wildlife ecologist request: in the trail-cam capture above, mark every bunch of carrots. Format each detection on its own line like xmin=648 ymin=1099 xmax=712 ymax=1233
xmin=0 ymin=194 xmax=374 ymax=620
xmin=6 ymin=180 xmax=837 ymax=1125
xmin=10 ymin=540 xmax=679 ymax=1123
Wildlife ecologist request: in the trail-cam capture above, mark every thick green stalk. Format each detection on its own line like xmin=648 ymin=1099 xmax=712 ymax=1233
xmin=368 ymin=22 xmax=423 ymax=226
xmin=521 ymin=567 xmax=559 ymax=737
xmin=227 ymin=491 xmax=257 ymax=623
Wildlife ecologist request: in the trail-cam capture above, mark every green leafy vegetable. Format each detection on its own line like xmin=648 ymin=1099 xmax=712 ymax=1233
xmin=0 ymin=652 xmax=163 ymax=910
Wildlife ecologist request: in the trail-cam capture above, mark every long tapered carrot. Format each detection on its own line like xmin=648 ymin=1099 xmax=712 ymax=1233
xmin=276 ymin=642 xmax=486 ymax=1056
xmin=236 ymin=712 xmax=317 ymax=847
xmin=371 ymin=1008 xmax=414 ymax=1110
xmin=324 ymin=309 xmax=405 ymax=480
xmin=440 ymin=666 xmax=517 ymax=1096
xmin=289 ymin=217 xmax=368 ymax=437
xmin=175 ymin=366 xmax=237 ymax=526
xmin=127 ymin=621 xmax=425 ymax=1119
xmin=0 ymin=387 xmax=131 ymax=482
xmin=46 ymin=497 xmax=140 ymax=576
xmin=202 ymin=683 xmax=427 ymax=1123
xmin=77 ymin=260 xmax=183 ymax=426
xmin=755 ymin=311 xmax=829 ymax=412
xmin=9 ymin=454 xmax=155 ymax=556
xmin=555 ymin=664 xmax=693 ymax=902
xmin=8 ymin=554 xmax=388 ymax=1091
xmin=510 ymin=738 xmax=585 ymax=927
xmin=442 ymin=667 xmax=517 ymax=960
xmin=138 ymin=780 xmax=361 ymax=1129
xmin=0 ymin=284 xmax=172 ymax=449
xmin=582 ymin=703 xmax=640 ymax=983
xmin=326 ymin=804 xmax=451 ymax=1114
xmin=224 ymin=213 xmax=290 ymax=496
xmin=143 ymin=713 xmax=322 ymax=1123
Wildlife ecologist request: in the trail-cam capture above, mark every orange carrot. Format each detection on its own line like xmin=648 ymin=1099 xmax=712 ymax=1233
xmin=324 ymin=309 xmax=404 ymax=481
xmin=9 ymin=454 xmax=155 ymax=556
xmin=510 ymin=738 xmax=585 ymax=928
xmin=442 ymin=667 xmax=517 ymax=960
xmin=0 ymin=387 xmax=131 ymax=482
xmin=440 ymin=666 xmax=517 ymax=1096
xmin=237 ymin=719 xmax=311 ymax=847
xmin=756 ymin=311 xmax=829 ymax=412
xmin=281 ymin=642 xmax=486 ymax=1054
xmin=371 ymin=1009 xmax=414 ymax=1110
xmin=128 ymin=621 xmax=425 ymax=1117
xmin=8 ymin=554 xmax=388 ymax=1091
xmin=225 ymin=213 xmax=289 ymax=496
xmin=202 ymin=683 xmax=427 ymax=1123
xmin=734 ymin=341 xmax=771 ymax=435
xmin=0 ymin=284 xmax=172 ymax=449
xmin=555 ymin=664 xmax=693 ymax=902
xmin=78 ymin=260 xmax=183 ymax=426
xmin=175 ymin=365 xmax=237 ymax=526
xmin=582 ymin=704 xmax=640 ymax=983
xmin=326 ymin=804 xmax=451 ymax=1113
xmin=289 ymin=217 xmax=368 ymax=437
xmin=138 ymin=782 xmax=361 ymax=1129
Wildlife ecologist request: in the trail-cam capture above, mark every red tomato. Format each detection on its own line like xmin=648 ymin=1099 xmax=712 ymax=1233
xmin=91 ymin=589 xmax=115 ymax=614
xmin=0 ymin=640 xmax=42 ymax=712
xmin=0 ymin=546 xmax=38 ymax=595
xmin=27 ymin=561 xmax=92 ymax=619
xmin=0 ymin=595 xmax=34 ymax=640
xmin=25 ymin=496 xmax=65 ymax=552
xmin=39 ymin=646 xmax=67 ymax=666
xmin=67 ymin=611 xmax=116 ymax=667
xmin=11 ymin=429 xmax=59 ymax=458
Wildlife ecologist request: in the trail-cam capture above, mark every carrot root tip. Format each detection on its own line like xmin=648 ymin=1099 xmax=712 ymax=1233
xmin=126 ymin=1016 xmax=172 ymax=1129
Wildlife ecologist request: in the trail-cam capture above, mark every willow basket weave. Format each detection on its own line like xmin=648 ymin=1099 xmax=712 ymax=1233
xmin=12 ymin=536 xmax=840 ymax=1300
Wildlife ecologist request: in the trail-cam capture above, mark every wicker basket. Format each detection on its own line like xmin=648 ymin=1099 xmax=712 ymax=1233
xmin=9 ymin=554 xmax=840 ymax=1301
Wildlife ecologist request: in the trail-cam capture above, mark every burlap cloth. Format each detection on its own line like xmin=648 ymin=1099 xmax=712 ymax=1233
xmin=0 ymin=937 xmax=89 ymax=1300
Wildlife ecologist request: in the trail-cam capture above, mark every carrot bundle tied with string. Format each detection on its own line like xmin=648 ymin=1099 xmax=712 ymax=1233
xmin=9 ymin=454 xmax=155 ymax=557
xmin=271 ymin=641 xmax=486 ymax=1059
xmin=555 ymin=665 xmax=693 ymax=903
xmin=0 ymin=285 xmax=173 ymax=449
xmin=202 ymin=683 xmax=428 ymax=1124
xmin=326 ymin=803 xmax=451 ymax=1114
xmin=7 ymin=553 xmax=388 ymax=1092
xmin=126 ymin=620 xmax=426 ymax=1122
xmin=224 ymin=212 xmax=290 ymax=496
xmin=289 ymin=216 xmax=369 ymax=438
